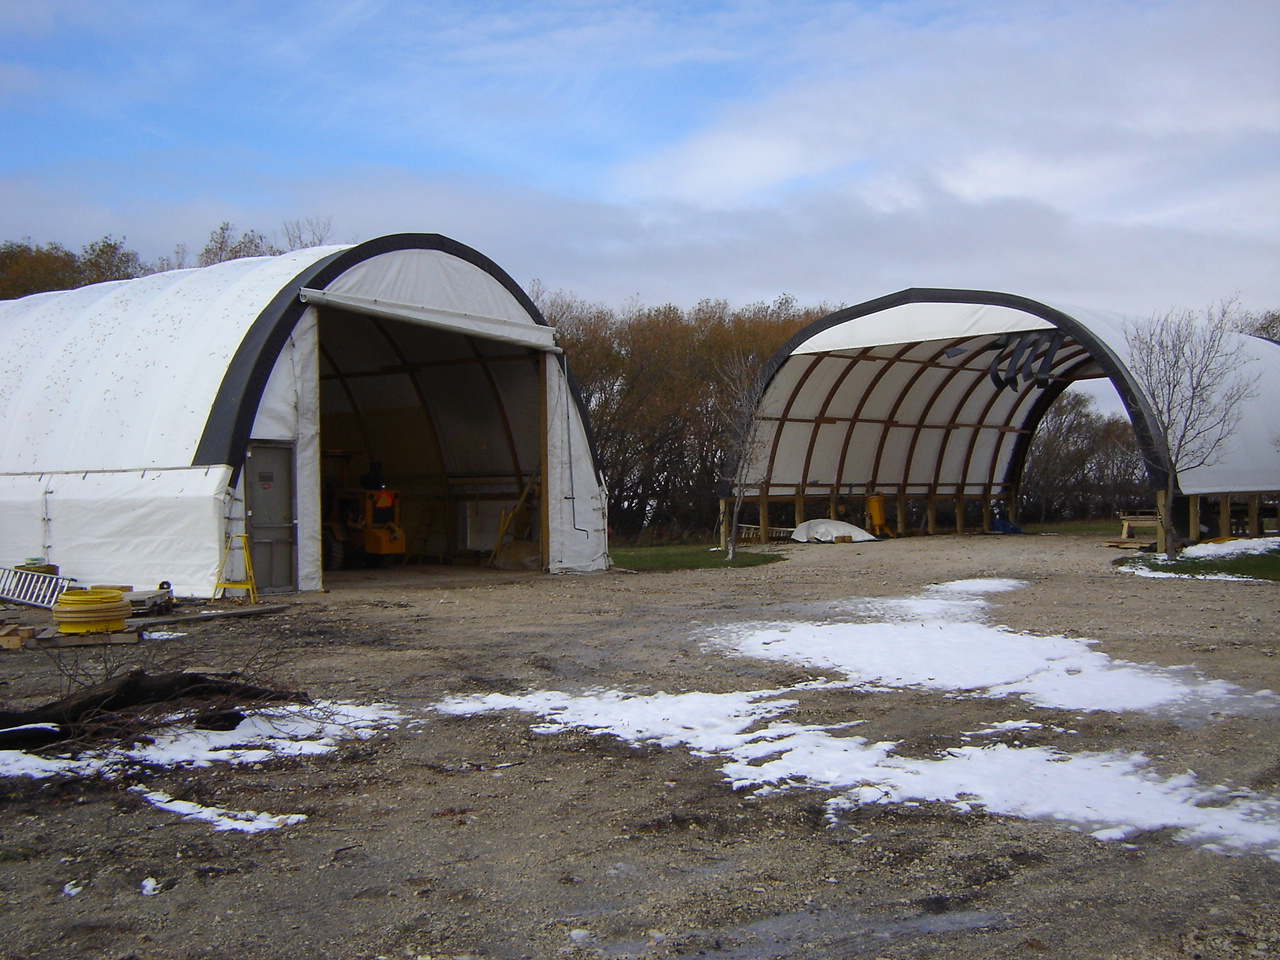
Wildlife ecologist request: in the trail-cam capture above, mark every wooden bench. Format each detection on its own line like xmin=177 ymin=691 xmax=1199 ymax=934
xmin=1119 ymin=514 xmax=1160 ymax=539
xmin=735 ymin=523 xmax=796 ymax=543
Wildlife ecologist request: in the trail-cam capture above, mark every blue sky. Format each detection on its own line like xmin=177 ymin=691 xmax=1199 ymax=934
xmin=2 ymin=0 xmax=1278 ymax=317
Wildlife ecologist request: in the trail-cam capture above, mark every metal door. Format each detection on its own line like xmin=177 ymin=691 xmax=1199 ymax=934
xmin=245 ymin=443 xmax=297 ymax=593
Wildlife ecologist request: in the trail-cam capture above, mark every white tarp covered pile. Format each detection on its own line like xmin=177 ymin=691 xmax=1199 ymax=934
xmin=790 ymin=519 xmax=878 ymax=543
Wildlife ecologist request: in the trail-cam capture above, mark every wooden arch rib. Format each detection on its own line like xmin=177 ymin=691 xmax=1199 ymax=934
xmin=950 ymin=343 xmax=1091 ymax=497
xmin=798 ymin=347 xmax=877 ymax=492
xmin=832 ymin=343 xmax=919 ymax=494
xmin=896 ymin=337 xmax=997 ymax=496
xmin=761 ymin=353 xmax=826 ymax=494
xmin=865 ymin=342 xmax=957 ymax=493
xmin=959 ymin=345 xmax=1093 ymax=496
xmin=996 ymin=352 xmax=1104 ymax=492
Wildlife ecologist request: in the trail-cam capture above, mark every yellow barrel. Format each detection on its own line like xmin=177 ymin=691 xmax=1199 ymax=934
xmin=52 ymin=588 xmax=132 ymax=634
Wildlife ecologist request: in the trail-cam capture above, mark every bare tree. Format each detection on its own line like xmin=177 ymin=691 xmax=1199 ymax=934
xmin=714 ymin=350 xmax=768 ymax=560
xmin=281 ymin=216 xmax=334 ymax=251
xmin=1124 ymin=301 xmax=1260 ymax=556
xmin=1239 ymin=307 xmax=1280 ymax=341
xmin=147 ymin=242 xmax=189 ymax=274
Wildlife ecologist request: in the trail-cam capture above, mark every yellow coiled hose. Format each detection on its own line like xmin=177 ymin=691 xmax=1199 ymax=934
xmin=52 ymin=588 xmax=132 ymax=634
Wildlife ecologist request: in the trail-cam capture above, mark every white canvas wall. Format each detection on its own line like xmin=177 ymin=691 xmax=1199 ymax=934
xmin=0 ymin=467 xmax=232 ymax=596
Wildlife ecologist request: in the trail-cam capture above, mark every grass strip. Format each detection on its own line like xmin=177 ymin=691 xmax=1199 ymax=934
xmin=610 ymin=544 xmax=785 ymax=571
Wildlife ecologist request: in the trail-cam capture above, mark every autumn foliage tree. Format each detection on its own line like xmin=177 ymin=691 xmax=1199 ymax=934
xmin=537 ymin=287 xmax=827 ymax=539
xmin=0 ymin=237 xmax=145 ymax=299
xmin=1 ymin=219 xmax=336 ymax=300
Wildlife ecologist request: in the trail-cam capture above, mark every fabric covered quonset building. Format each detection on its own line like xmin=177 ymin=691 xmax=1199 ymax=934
xmin=0 ymin=234 xmax=609 ymax=596
xmin=733 ymin=288 xmax=1280 ymax=541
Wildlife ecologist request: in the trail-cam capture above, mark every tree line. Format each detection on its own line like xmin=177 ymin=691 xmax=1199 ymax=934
xmin=534 ymin=286 xmax=832 ymax=537
xmin=3 ymin=226 xmax=1274 ymax=539
xmin=538 ymin=291 xmax=1276 ymax=538
xmin=0 ymin=218 xmax=332 ymax=300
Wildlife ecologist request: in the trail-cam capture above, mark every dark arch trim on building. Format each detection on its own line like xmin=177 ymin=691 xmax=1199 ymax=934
xmin=750 ymin=287 xmax=1175 ymax=496
xmin=191 ymin=233 xmax=571 ymax=481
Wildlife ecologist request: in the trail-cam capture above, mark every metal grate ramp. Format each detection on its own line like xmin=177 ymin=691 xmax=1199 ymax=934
xmin=0 ymin=567 xmax=77 ymax=609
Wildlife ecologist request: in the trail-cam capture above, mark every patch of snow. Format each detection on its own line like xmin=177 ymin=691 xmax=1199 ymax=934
xmin=436 ymin=687 xmax=802 ymax=755
xmin=965 ymin=720 xmax=1046 ymax=735
xmin=1182 ymin=537 xmax=1280 ymax=560
xmin=1120 ymin=566 xmax=1259 ymax=581
xmin=437 ymin=687 xmax=1280 ymax=861
xmin=432 ymin=578 xmax=1280 ymax=861
xmin=132 ymin=787 xmax=307 ymax=833
xmin=0 ymin=700 xmax=408 ymax=833
xmin=711 ymin=580 xmax=1269 ymax=714
xmin=928 ymin=578 xmax=1026 ymax=595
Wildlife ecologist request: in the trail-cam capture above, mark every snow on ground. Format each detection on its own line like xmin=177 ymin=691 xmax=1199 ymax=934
xmin=5 ymin=575 xmax=1278 ymax=853
xmin=708 ymin=581 xmax=1265 ymax=714
xmin=1120 ymin=537 xmax=1280 ymax=580
xmin=0 ymin=701 xmax=408 ymax=832
xmin=1122 ymin=568 xmax=1259 ymax=581
xmin=436 ymin=580 xmax=1280 ymax=861
xmin=1182 ymin=537 xmax=1280 ymax=560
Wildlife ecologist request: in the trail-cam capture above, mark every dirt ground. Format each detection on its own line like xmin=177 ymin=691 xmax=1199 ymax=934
xmin=2 ymin=534 xmax=1279 ymax=960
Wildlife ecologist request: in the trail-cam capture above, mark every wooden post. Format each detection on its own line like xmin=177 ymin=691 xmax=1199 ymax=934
xmin=1249 ymin=494 xmax=1260 ymax=537
xmin=1219 ymin=494 xmax=1231 ymax=538
xmin=539 ymin=353 xmax=551 ymax=571
xmin=758 ymin=492 xmax=771 ymax=544
xmin=926 ymin=495 xmax=937 ymax=535
xmin=896 ymin=491 xmax=907 ymax=537
xmin=1188 ymin=494 xmax=1200 ymax=543
xmin=828 ymin=488 xmax=838 ymax=519
xmin=794 ymin=494 xmax=806 ymax=529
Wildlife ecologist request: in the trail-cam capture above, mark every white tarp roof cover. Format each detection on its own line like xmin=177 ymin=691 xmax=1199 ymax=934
xmin=0 ymin=234 xmax=609 ymax=593
xmin=742 ymin=288 xmax=1280 ymax=501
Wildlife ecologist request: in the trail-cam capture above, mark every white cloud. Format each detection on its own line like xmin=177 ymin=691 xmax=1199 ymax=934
xmin=1 ymin=0 xmax=1276 ymax=316
xmin=611 ymin=0 xmax=1280 ymax=239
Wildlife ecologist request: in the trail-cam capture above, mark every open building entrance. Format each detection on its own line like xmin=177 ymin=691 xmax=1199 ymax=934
xmin=315 ymin=305 xmax=547 ymax=571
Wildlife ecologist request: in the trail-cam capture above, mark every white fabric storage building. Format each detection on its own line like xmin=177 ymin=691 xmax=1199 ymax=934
xmin=0 ymin=234 xmax=610 ymax=595
xmin=735 ymin=288 xmax=1280 ymax=539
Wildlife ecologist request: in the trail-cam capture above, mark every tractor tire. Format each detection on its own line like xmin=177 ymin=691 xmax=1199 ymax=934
xmin=323 ymin=533 xmax=346 ymax=571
